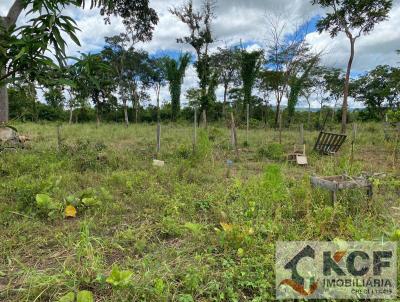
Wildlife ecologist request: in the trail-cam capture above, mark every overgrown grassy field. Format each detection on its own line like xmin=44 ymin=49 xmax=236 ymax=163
xmin=0 ymin=122 xmax=399 ymax=301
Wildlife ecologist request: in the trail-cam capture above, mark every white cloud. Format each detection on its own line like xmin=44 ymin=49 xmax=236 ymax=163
xmin=306 ymin=3 xmax=400 ymax=72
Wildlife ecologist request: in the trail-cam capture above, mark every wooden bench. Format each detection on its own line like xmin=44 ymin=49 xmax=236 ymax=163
xmin=311 ymin=175 xmax=372 ymax=204
xmin=314 ymin=131 xmax=347 ymax=155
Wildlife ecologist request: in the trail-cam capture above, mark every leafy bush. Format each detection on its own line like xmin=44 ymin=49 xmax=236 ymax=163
xmin=387 ymin=109 xmax=400 ymax=123
xmin=257 ymin=143 xmax=284 ymax=160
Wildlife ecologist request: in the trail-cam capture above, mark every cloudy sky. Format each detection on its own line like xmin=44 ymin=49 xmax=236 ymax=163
xmin=1 ymin=0 xmax=400 ymax=108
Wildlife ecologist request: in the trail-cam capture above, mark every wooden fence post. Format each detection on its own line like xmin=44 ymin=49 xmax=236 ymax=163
xmin=231 ymin=112 xmax=239 ymax=158
xmin=350 ymin=123 xmax=357 ymax=169
xmin=246 ymin=103 xmax=249 ymax=145
xmin=278 ymin=109 xmax=282 ymax=144
xmin=156 ymin=123 xmax=161 ymax=154
xmin=193 ymin=107 xmax=197 ymax=151
xmin=57 ymin=125 xmax=62 ymax=151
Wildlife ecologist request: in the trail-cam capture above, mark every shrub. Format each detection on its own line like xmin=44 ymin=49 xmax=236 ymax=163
xmin=257 ymin=143 xmax=284 ymax=160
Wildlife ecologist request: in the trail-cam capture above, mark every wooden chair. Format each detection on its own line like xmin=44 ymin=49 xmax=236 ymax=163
xmin=314 ymin=131 xmax=347 ymax=155
xmin=287 ymin=144 xmax=308 ymax=166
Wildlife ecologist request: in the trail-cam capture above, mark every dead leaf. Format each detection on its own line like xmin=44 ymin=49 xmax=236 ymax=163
xmin=220 ymin=222 xmax=233 ymax=232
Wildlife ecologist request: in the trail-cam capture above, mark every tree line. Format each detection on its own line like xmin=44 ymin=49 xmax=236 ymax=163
xmin=1 ymin=0 xmax=399 ymax=130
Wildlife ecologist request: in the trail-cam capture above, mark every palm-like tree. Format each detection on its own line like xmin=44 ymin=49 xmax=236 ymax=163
xmin=164 ymin=53 xmax=191 ymax=121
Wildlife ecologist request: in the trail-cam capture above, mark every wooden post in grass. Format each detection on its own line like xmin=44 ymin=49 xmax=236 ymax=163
xmin=193 ymin=107 xmax=197 ymax=151
xmin=299 ymin=124 xmax=304 ymax=145
xmin=393 ymin=124 xmax=400 ymax=168
xmin=278 ymin=109 xmax=282 ymax=144
xmin=246 ymin=103 xmax=249 ymax=145
xmin=57 ymin=124 xmax=61 ymax=151
xmin=350 ymin=123 xmax=357 ymax=169
xmin=156 ymin=123 xmax=161 ymax=154
xmin=230 ymin=112 xmax=239 ymax=158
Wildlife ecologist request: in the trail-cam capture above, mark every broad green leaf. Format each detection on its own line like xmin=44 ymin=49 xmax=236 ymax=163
xmin=106 ymin=267 xmax=133 ymax=287
xmin=81 ymin=197 xmax=100 ymax=207
xmin=36 ymin=194 xmax=53 ymax=208
xmin=58 ymin=292 xmax=75 ymax=302
xmin=76 ymin=290 xmax=94 ymax=302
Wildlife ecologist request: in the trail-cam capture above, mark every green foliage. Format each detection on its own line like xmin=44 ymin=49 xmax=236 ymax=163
xmin=58 ymin=290 xmax=94 ymax=302
xmin=192 ymin=129 xmax=212 ymax=162
xmin=106 ymin=266 xmax=133 ymax=288
xmin=165 ymin=53 xmax=191 ymax=121
xmin=58 ymin=292 xmax=75 ymax=302
xmin=76 ymin=290 xmax=94 ymax=302
xmin=257 ymin=143 xmax=284 ymax=160
xmin=1 ymin=123 xmax=398 ymax=301
xmin=35 ymin=193 xmax=61 ymax=218
xmin=239 ymin=50 xmax=262 ymax=111
xmin=353 ymin=65 xmax=400 ymax=120
xmin=387 ymin=109 xmax=400 ymax=122
xmin=312 ymin=0 xmax=393 ymax=38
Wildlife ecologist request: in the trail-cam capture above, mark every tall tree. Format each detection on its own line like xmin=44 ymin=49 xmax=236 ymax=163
xmin=266 ymin=16 xmax=311 ymax=127
xmin=74 ymin=53 xmax=113 ymax=126
xmin=0 ymin=0 xmax=158 ymax=123
xmin=147 ymin=57 xmax=167 ymax=124
xmin=44 ymin=87 xmax=65 ymax=110
xmin=312 ymin=0 xmax=393 ymax=133
xmin=323 ymin=67 xmax=345 ymax=122
xmin=239 ymin=50 xmax=263 ymax=118
xmin=287 ymin=55 xmax=319 ymax=125
xmin=210 ymin=47 xmax=239 ymax=117
xmin=353 ymin=65 xmax=400 ymax=120
xmin=164 ymin=53 xmax=191 ymax=121
xmin=170 ymin=0 xmax=216 ymax=126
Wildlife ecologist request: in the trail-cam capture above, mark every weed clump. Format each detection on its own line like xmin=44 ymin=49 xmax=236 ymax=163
xmin=257 ymin=143 xmax=284 ymax=160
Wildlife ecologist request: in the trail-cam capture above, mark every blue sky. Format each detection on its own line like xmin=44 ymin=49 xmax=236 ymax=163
xmin=1 ymin=0 xmax=399 ymax=108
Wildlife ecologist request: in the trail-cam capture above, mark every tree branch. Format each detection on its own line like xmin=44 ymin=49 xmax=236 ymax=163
xmin=4 ymin=0 xmax=25 ymax=28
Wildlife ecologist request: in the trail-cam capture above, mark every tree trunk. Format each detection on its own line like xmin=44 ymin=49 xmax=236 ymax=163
xmin=123 ymin=100 xmax=129 ymax=127
xmin=202 ymin=109 xmax=207 ymax=129
xmin=307 ymin=100 xmax=311 ymax=131
xmin=0 ymin=0 xmax=25 ymax=123
xmin=69 ymin=107 xmax=73 ymax=124
xmin=342 ymin=37 xmax=355 ymax=134
xmin=223 ymin=83 xmax=228 ymax=118
xmin=96 ymin=107 xmax=100 ymax=127
xmin=0 ymin=69 xmax=8 ymax=124
xmin=95 ymin=98 xmax=100 ymax=127
xmin=264 ymin=104 xmax=268 ymax=129
xmin=274 ymin=99 xmax=281 ymax=129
